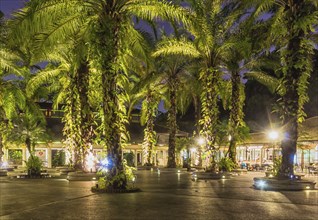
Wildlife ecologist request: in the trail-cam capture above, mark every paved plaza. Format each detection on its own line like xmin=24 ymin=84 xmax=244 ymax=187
xmin=0 ymin=170 xmax=317 ymax=220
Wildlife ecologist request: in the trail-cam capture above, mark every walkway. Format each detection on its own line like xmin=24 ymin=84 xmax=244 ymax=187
xmin=0 ymin=171 xmax=317 ymax=219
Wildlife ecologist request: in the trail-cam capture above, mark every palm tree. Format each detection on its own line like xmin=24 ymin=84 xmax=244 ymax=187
xmin=153 ymin=0 xmax=245 ymax=170
xmin=12 ymin=0 xmax=190 ymax=189
xmin=250 ymin=0 xmax=317 ymax=177
xmin=129 ymin=60 xmax=165 ymax=166
xmin=0 ymin=11 xmax=26 ymax=165
xmin=26 ymin=42 xmax=96 ymax=172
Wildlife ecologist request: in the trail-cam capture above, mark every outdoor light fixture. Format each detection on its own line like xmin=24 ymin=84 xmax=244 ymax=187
xmin=222 ymin=175 xmax=225 ymax=179
xmin=177 ymin=170 xmax=181 ymax=173
xmin=256 ymin=180 xmax=267 ymax=188
xmin=228 ymin=135 xmax=232 ymax=141
xmin=99 ymin=158 xmax=109 ymax=173
xmin=268 ymin=130 xmax=279 ymax=140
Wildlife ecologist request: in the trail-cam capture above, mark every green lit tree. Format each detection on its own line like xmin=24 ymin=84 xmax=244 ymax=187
xmin=249 ymin=0 xmax=317 ymax=177
xmin=12 ymin=0 xmax=190 ymax=189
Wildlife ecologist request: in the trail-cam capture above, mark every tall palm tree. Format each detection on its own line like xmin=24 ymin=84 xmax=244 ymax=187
xmin=251 ymin=0 xmax=317 ymax=177
xmin=0 ymin=11 xmax=26 ymax=165
xmin=153 ymin=0 xmax=245 ymax=169
xmin=12 ymin=0 xmax=190 ymax=189
xmin=26 ymin=42 xmax=96 ymax=172
xmin=128 ymin=57 xmax=165 ymax=166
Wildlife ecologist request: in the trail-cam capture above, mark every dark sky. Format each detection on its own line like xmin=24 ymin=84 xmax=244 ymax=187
xmin=0 ymin=0 xmax=26 ymax=17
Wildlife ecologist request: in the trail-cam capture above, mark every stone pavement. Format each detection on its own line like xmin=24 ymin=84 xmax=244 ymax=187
xmin=0 ymin=170 xmax=317 ymax=220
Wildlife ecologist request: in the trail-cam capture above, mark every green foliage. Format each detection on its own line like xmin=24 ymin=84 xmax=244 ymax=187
xmin=52 ymin=150 xmax=65 ymax=167
xmin=8 ymin=149 xmax=22 ymax=164
xmin=25 ymin=155 xmax=42 ymax=176
xmin=218 ymin=157 xmax=236 ymax=172
xmin=272 ymin=156 xmax=282 ymax=177
xmin=123 ymin=152 xmax=134 ymax=167
xmin=97 ymin=160 xmax=136 ymax=190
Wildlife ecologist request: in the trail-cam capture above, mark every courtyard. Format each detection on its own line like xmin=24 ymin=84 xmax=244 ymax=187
xmin=1 ymin=171 xmax=317 ymax=220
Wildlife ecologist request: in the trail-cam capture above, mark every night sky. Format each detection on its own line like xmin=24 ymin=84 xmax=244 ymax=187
xmin=0 ymin=0 xmax=26 ymax=17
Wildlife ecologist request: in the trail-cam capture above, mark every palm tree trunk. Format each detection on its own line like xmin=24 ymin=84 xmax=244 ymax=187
xmin=97 ymin=18 xmax=127 ymax=189
xmin=200 ymin=68 xmax=219 ymax=170
xmin=193 ymin=94 xmax=202 ymax=166
xmin=144 ymin=92 xmax=156 ymax=165
xmin=228 ymin=71 xmax=242 ymax=164
xmin=167 ymin=76 xmax=177 ymax=168
xmin=77 ymin=61 xmax=94 ymax=172
xmin=278 ymin=0 xmax=307 ymax=178
xmin=0 ymin=135 xmax=3 ymax=165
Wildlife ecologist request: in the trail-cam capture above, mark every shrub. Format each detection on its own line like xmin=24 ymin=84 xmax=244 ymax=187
xmin=218 ymin=157 xmax=236 ymax=172
xmin=25 ymin=156 xmax=43 ymax=176
xmin=272 ymin=156 xmax=282 ymax=176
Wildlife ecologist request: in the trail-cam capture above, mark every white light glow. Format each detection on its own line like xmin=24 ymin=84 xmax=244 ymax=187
xmin=1 ymin=161 xmax=8 ymax=168
xmin=197 ymin=137 xmax=205 ymax=145
xmin=86 ymin=151 xmax=95 ymax=172
xmin=268 ymin=130 xmax=279 ymax=140
xmin=257 ymin=180 xmax=267 ymax=188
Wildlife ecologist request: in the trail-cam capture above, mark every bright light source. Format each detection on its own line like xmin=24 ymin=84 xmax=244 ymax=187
xmin=86 ymin=151 xmax=95 ymax=172
xmin=228 ymin=135 xmax=232 ymax=141
xmin=222 ymin=175 xmax=225 ymax=179
xmin=1 ymin=161 xmax=8 ymax=168
xmin=268 ymin=130 xmax=279 ymax=140
xmin=257 ymin=180 xmax=267 ymax=188
xmin=99 ymin=158 xmax=109 ymax=173
xmin=269 ymin=174 xmax=273 ymax=178
xmin=197 ymin=137 xmax=205 ymax=145
xmin=177 ymin=170 xmax=181 ymax=173
xmin=92 ymin=177 xmax=96 ymax=180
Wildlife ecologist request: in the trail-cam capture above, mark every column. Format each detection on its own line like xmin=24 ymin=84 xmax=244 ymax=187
xmin=134 ymin=150 xmax=138 ymax=167
xmin=47 ymin=148 xmax=52 ymax=168
xmin=22 ymin=148 xmax=27 ymax=167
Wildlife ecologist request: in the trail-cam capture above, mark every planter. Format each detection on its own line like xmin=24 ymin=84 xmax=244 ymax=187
xmin=253 ymin=177 xmax=316 ymax=191
xmin=192 ymin=172 xmax=231 ymax=180
xmin=67 ymin=171 xmax=97 ymax=181
xmin=91 ymin=186 xmax=141 ymax=193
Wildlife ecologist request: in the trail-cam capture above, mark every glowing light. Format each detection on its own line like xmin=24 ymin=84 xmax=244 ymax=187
xmin=222 ymin=175 xmax=225 ymax=179
xmin=86 ymin=151 xmax=95 ymax=172
xmin=177 ymin=170 xmax=181 ymax=173
xmin=268 ymin=130 xmax=279 ymax=140
xmin=92 ymin=177 xmax=96 ymax=180
xmin=197 ymin=137 xmax=205 ymax=145
xmin=256 ymin=180 xmax=267 ymax=188
xmin=132 ymin=177 xmax=136 ymax=182
xmin=305 ymin=186 xmax=311 ymax=189
xmin=1 ymin=161 xmax=8 ymax=168
xmin=228 ymin=135 xmax=232 ymax=141
xmin=269 ymin=174 xmax=273 ymax=178
xmin=99 ymin=158 xmax=109 ymax=173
